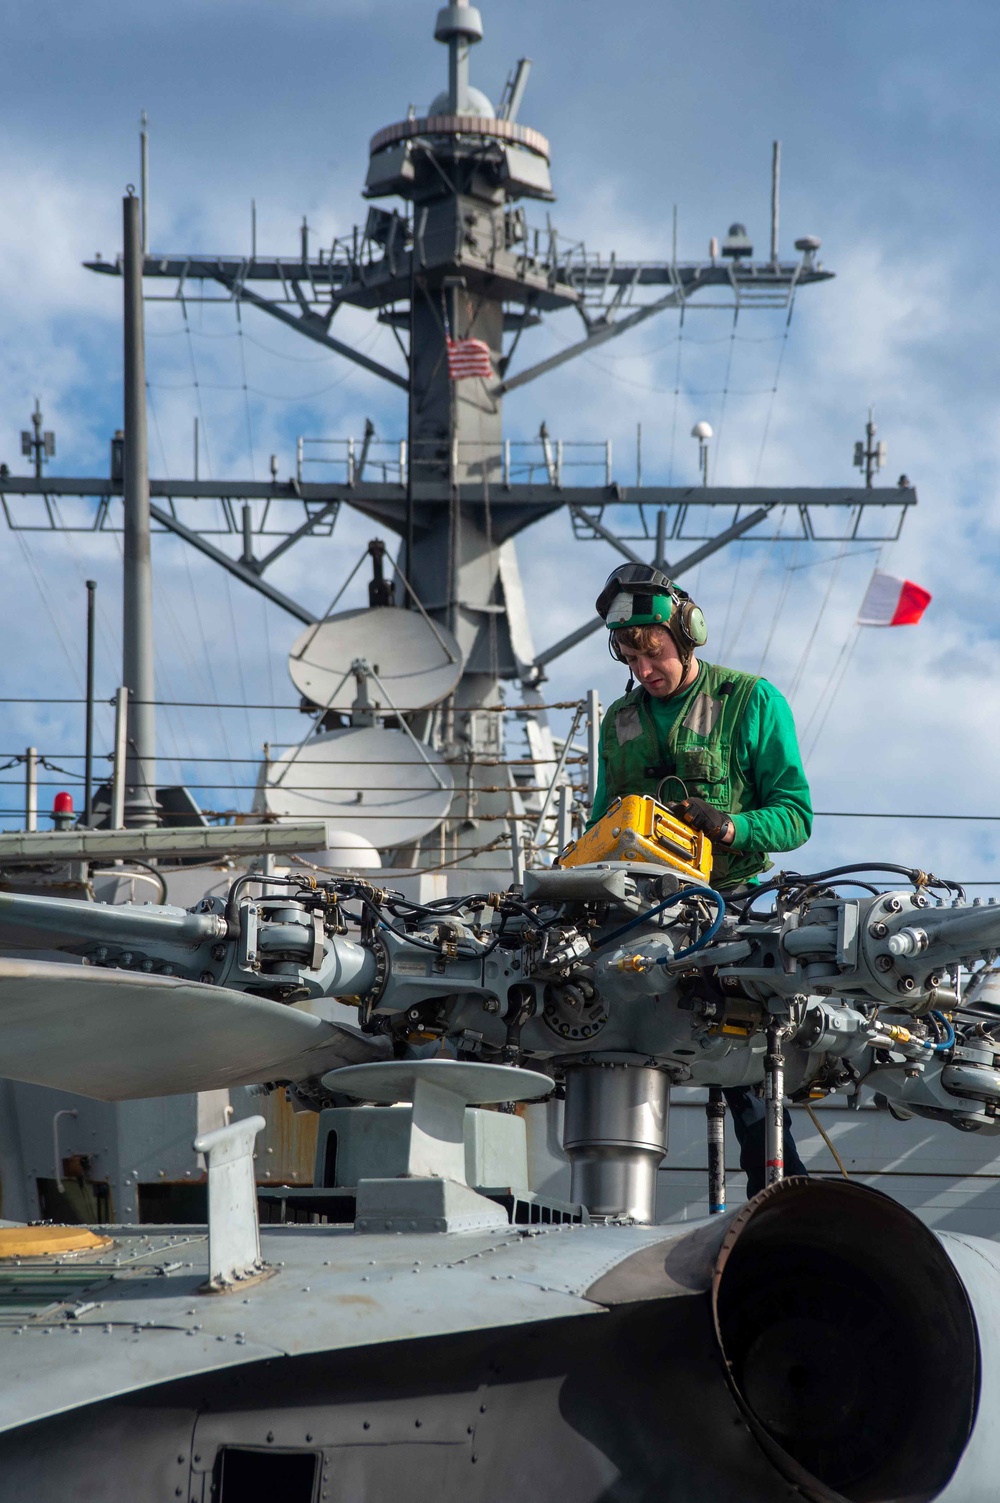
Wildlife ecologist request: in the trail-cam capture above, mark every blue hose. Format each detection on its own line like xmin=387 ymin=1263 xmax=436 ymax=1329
xmin=662 ymin=889 xmax=726 ymax=962
xmin=595 ymin=884 xmax=726 ymax=962
xmin=931 ymin=1010 xmax=955 ymax=1053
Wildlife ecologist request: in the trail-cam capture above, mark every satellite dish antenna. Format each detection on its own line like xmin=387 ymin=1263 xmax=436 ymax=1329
xmin=263 ymin=725 xmax=454 ymax=847
xmin=288 ymin=607 xmax=463 ymax=713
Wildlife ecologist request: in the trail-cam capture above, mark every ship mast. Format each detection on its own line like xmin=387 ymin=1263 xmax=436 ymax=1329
xmin=1 ymin=0 xmax=913 ymax=867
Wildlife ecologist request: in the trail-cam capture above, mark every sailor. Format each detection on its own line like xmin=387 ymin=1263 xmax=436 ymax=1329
xmin=591 ymin=562 xmax=813 ymax=1195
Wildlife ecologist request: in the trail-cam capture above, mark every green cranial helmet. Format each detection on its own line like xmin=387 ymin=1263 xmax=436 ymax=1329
xmin=595 ymin=563 xmax=708 ymax=654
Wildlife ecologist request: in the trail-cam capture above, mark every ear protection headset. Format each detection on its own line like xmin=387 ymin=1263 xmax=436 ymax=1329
xmin=595 ymin=565 xmax=708 ymax=680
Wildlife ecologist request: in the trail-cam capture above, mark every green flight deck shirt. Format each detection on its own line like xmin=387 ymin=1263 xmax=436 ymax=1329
xmin=588 ymin=661 xmax=812 ymax=884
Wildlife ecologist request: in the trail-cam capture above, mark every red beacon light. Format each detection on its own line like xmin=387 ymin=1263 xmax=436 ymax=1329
xmin=51 ymin=791 xmax=75 ymax=831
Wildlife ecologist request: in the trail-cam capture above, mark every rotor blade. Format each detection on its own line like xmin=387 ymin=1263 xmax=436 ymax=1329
xmin=0 ymin=959 xmax=385 ymax=1101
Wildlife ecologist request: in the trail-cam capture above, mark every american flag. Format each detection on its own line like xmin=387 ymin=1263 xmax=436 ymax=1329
xmin=446 ymin=335 xmax=493 ymax=381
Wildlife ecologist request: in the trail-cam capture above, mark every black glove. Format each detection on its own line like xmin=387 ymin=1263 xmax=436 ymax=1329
xmin=670 ymin=797 xmax=732 ymax=843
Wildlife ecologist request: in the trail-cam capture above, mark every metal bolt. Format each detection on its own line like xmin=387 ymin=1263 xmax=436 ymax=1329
xmin=874 ymin=955 xmax=893 ymax=973
xmin=897 ymin=976 xmax=916 ymax=993
xmin=869 ymin=921 xmax=888 ymax=940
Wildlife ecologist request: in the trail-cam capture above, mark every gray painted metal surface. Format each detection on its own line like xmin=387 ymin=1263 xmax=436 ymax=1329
xmin=0 ymin=958 xmax=384 ymax=1099
xmin=937 ymin=1232 xmax=1000 ymax=1503
xmin=0 ymin=820 xmax=331 ymax=865
xmin=315 ymin=1102 xmax=531 ymax=1191
xmin=194 ymin=1115 xmax=267 ymax=1288
xmin=0 ymin=1218 xmax=682 ymax=1434
xmin=0 ymin=1178 xmax=993 ymax=1503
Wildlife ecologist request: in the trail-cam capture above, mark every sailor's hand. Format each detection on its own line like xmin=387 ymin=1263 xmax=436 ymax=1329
xmin=670 ymin=797 xmax=734 ymax=845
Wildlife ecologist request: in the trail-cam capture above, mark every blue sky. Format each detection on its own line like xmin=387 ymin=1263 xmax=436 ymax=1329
xmin=0 ymin=0 xmax=997 ymax=886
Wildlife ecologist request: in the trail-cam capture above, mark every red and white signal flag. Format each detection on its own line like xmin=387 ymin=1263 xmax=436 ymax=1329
xmin=857 ymin=569 xmax=932 ymax=627
xmin=446 ymin=336 xmax=493 ymax=381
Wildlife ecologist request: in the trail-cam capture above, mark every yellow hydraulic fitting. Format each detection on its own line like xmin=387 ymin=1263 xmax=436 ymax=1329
xmin=615 ymin=954 xmax=654 ymax=973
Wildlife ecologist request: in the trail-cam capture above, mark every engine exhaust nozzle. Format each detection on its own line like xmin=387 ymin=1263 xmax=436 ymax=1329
xmin=712 ymin=1178 xmax=977 ymax=1503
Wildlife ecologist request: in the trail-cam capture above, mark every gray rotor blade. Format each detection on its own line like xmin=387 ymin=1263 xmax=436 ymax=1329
xmin=0 ymin=958 xmax=384 ymax=1101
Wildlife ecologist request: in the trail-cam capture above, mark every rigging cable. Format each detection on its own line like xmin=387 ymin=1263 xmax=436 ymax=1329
xmin=802 ymin=537 xmax=899 ymax=757
xmin=787 ymin=531 xmax=854 ymax=703
xmin=709 ymin=308 xmax=739 ymax=487
xmin=800 ymin=540 xmax=887 ymax=753
xmin=14 ymin=535 xmax=86 ymax=689
xmin=667 ymin=308 xmax=685 ymax=484
xmin=141 ymin=386 xmax=203 ymax=773
xmin=717 ymin=307 xmax=794 ymax=657
xmin=752 ymin=300 xmax=794 ymax=485
xmin=144 ymin=385 xmax=215 ymax=775
xmin=719 ymin=505 xmax=790 ymax=664
xmin=182 ymin=304 xmax=214 ymax=480
xmin=757 ymin=537 xmax=799 ymax=675
xmin=714 ymin=321 xmax=751 ymax=651
xmin=234 ymin=303 xmax=257 ymax=483
xmin=172 ymin=505 xmax=238 ymax=774
xmin=803 ymin=622 xmax=863 ymax=761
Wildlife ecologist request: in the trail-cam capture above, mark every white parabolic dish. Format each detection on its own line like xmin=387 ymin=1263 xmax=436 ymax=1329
xmin=288 ymin=606 xmax=463 ymax=713
xmin=262 ymin=725 xmax=454 ymax=848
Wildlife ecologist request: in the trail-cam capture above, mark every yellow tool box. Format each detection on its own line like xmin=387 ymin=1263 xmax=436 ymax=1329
xmin=557 ymin=795 xmax=713 ymax=883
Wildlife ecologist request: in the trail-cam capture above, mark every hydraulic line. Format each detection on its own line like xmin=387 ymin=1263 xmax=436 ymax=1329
xmin=596 ymin=885 xmax=724 ymax=956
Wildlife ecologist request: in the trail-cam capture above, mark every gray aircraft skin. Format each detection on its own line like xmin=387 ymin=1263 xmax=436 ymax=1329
xmin=0 ymin=1179 xmax=992 ymax=1503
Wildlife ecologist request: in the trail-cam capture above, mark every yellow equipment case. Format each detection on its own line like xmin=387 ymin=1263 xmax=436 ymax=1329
xmin=557 ymin=794 xmax=713 ymax=884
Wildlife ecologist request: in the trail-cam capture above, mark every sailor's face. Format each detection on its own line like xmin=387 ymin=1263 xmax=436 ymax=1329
xmin=618 ymin=629 xmax=688 ymax=697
